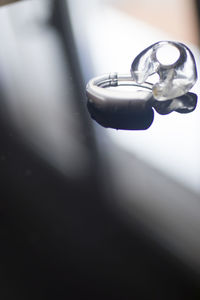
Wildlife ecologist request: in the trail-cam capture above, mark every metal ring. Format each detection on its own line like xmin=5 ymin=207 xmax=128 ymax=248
xmin=86 ymin=41 xmax=197 ymax=105
xmin=86 ymin=73 xmax=153 ymax=109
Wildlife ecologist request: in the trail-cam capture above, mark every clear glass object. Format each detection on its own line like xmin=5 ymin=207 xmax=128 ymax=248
xmin=131 ymin=41 xmax=197 ymax=101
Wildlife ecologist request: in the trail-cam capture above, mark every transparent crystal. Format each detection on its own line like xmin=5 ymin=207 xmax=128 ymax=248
xmin=131 ymin=41 xmax=197 ymax=101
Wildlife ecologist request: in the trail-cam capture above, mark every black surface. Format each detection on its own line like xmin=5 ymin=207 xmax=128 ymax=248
xmin=87 ymin=98 xmax=154 ymax=130
xmin=0 ymin=99 xmax=199 ymax=299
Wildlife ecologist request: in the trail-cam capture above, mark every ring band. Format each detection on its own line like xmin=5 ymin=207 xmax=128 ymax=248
xmin=86 ymin=73 xmax=153 ymax=109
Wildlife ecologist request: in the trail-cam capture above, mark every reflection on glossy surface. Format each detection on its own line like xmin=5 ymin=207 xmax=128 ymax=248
xmin=87 ymin=91 xmax=197 ymax=129
xmin=152 ymin=92 xmax=198 ymax=115
xmin=87 ymin=98 xmax=154 ymax=130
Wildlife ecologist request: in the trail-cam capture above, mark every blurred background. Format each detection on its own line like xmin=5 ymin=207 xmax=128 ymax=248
xmin=0 ymin=0 xmax=200 ymax=299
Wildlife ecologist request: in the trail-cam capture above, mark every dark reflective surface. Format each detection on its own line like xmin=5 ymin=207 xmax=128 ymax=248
xmin=87 ymin=92 xmax=197 ymax=129
xmin=87 ymin=98 xmax=154 ymax=130
xmin=152 ymin=92 xmax=197 ymax=115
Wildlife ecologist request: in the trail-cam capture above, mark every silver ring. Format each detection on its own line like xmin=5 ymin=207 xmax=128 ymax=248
xmin=86 ymin=73 xmax=153 ymax=110
xmin=86 ymin=41 xmax=198 ymax=129
xmin=86 ymin=41 xmax=197 ymax=105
